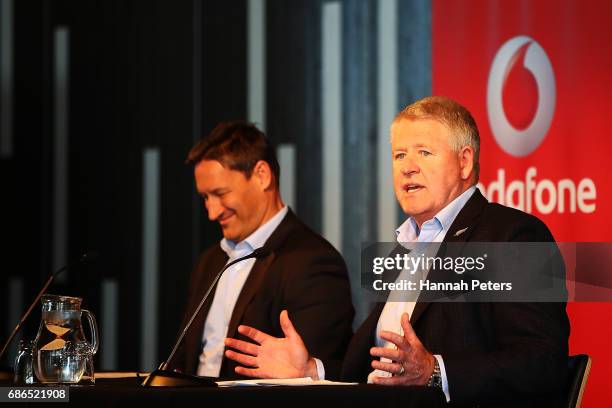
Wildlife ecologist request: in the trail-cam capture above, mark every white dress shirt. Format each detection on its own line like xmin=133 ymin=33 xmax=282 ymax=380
xmin=367 ymin=186 xmax=476 ymax=402
xmin=196 ymin=206 xmax=288 ymax=377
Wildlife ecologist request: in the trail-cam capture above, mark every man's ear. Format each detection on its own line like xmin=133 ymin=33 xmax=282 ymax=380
xmin=458 ymin=146 xmax=475 ymax=181
xmin=252 ymin=160 xmax=274 ymax=191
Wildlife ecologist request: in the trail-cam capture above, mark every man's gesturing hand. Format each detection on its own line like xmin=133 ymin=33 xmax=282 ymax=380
xmin=370 ymin=312 xmax=435 ymax=385
xmin=224 ymin=310 xmax=318 ymax=379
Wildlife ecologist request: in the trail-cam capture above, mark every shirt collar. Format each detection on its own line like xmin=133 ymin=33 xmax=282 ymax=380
xmin=395 ymin=186 xmax=476 ymax=242
xmin=220 ymin=206 xmax=288 ymax=258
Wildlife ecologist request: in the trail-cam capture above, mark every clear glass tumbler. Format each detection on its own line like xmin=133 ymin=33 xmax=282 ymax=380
xmin=14 ymin=339 xmax=35 ymax=385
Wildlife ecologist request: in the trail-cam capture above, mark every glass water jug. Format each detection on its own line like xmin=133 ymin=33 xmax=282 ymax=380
xmin=33 ymin=294 xmax=99 ymax=383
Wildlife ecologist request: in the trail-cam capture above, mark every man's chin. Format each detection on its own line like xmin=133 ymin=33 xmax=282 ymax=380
xmin=221 ymin=227 xmax=237 ymax=241
xmin=400 ymin=204 xmax=423 ymax=215
xmin=401 ymin=206 xmax=431 ymax=220
xmin=221 ymin=229 xmax=247 ymax=243
xmin=222 ymin=233 xmax=237 ymax=242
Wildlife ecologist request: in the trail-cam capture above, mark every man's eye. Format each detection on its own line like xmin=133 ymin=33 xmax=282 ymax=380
xmin=394 ymin=153 xmax=406 ymax=160
xmin=419 ymin=150 xmax=431 ymax=157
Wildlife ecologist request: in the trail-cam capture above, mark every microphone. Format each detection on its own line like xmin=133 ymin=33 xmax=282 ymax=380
xmin=0 ymin=250 xmax=99 ymax=360
xmin=142 ymin=246 xmax=271 ymax=387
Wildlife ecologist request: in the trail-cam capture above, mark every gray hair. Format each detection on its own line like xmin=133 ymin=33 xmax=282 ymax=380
xmin=392 ymin=96 xmax=480 ymax=182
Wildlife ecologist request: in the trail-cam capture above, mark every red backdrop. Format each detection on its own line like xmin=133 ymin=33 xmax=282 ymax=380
xmin=432 ymin=0 xmax=612 ymax=405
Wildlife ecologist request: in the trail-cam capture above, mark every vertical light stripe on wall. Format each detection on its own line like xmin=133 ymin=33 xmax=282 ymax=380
xmin=377 ymin=0 xmax=398 ymax=241
xmin=101 ymin=279 xmax=119 ymax=370
xmin=1 ymin=0 xmax=14 ymax=158
xmin=141 ymin=148 xmax=160 ymax=371
xmin=248 ymin=0 xmax=266 ymax=129
xmin=7 ymin=277 xmax=23 ymax=362
xmin=322 ymin=1 xmax=343 ymax=251
xmin=397 ymin=0 xmax=432 ymax=225
xmin=191 ymin=0 xmax=203 ymax=261
xmin=277 ymin=144 xmax=296 ymax=212
xmin=53 ymin=27 xmax=69 ymax=276
xmin=342 ymin=0 xmax=377 ymax=326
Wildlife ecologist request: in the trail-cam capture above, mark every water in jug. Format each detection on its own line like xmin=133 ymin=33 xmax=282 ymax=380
xmin=33 ymin=294 xmax=98 ymax=383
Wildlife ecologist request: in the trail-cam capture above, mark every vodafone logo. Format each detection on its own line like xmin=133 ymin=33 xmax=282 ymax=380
xmin=480 ymin=36 xmax=597 ymax=215
xmin=487 ymin=36 xmax=556 ymax=157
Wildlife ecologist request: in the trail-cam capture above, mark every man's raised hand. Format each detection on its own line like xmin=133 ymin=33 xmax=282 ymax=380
xmin=224 ymin=310 xmax=318 ymax=379
xmin=369 ymin=313 xmax=435 ymax=385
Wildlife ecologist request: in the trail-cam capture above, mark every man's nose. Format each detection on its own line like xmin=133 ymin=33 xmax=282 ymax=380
xmin=401 ymin=157 xmax=419 ymax=176
xmin=205 ymin=198 xmax=224 ymax=221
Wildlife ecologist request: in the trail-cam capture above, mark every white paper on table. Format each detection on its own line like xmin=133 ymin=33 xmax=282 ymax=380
xmin=94 ymin=372 xmax=150 ymax=379
xmin=216 ymin=377 xmax=358 ymax=387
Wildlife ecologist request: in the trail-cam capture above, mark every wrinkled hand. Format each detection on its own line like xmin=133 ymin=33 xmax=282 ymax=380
xmin=224 ymin=310 xmax=317 ymax=379
xmin=370 ymin=313 xmax=435 ymax=385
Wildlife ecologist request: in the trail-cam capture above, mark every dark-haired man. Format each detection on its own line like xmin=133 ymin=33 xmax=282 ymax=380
xmin=224 ymin=98 xmax=569 ymax=407
xmin=172 ymin=121 xmax=354 ymax=380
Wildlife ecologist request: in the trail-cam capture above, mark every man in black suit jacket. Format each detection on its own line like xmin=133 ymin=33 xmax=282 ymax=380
xmin=224 ymin=97 xmax=569 ymax=407
xmin=172 ymin=121 xmax=354 ymax=379
xmin=342 ymin=188 xmax=569 ymax=406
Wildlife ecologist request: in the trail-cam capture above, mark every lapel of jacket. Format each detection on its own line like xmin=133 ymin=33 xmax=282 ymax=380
xmin=225 ymin=252 xmax=276 ymax=339
xmin=225 ymin=209 xmax=299 ymax=339
xmin=341 ymin=302 xmax=386 ymax=381
xmin=185 ymin=247 xmax=228 ymax=372
xmin=410 ymin=189 xmax=488 ymax=325
xmin=383 ymin=243 xmax=413 ymax=283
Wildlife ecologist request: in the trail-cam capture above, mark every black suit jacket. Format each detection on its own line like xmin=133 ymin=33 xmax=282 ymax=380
xmin=173 ymin=209 xmax=354 ymax=380
xmin=342 ymin=190 xmax=569 ymax=407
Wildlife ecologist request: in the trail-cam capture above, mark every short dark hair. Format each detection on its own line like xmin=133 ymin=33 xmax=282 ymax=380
xmin=186 ymin=121 xmax=280 ymax=187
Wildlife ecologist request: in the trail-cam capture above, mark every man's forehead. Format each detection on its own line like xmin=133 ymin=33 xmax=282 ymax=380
xmin=195 ymin=159 xmax=242 ymax=176
xmin=194 ymin=159 xmax=247 ymax=188
xmin=391 ymin=117 xmax=447 ymax=132
xmin=391 ymin=118 xmax=451 ymax=145
xmin=194 ymin=159 xmax=219 ymax=174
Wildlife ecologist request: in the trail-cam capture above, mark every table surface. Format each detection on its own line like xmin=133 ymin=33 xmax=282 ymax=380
xmin=0 ymin=376 xmax=448 ymax=407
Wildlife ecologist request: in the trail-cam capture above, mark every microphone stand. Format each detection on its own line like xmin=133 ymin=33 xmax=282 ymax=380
xmin=142 ymin=247 xmax=270 ymax=387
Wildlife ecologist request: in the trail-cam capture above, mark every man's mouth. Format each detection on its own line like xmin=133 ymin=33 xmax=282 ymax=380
xmin=403 ymin=183 xmax=424 ymax=193
xmin=218 ymin=213 xmax=235 ymax=226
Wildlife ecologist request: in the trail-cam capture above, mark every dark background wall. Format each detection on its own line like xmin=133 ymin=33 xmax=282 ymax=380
xmin=0 ymin=0 xmax=430 ymax=371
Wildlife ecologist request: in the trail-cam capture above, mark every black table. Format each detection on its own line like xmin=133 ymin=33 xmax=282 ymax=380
xmin=1 ymin=377 xmax=448 ymax=407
